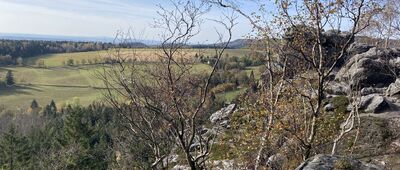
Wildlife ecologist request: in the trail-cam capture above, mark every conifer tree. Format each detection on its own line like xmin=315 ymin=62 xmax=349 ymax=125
xmin=5 ymin=70 xmax=14 ymax=86
xmin=49 ymin=100 xmax=57 ymax=112
xmin=30 ymin=100 xmax=39 ymax=110
xmin=62 ymin=105 xmax=113 ymax=169
xmin=43 ymin=100 xmax=57 ymax=117
xmin=30 ymin=99 xmax=40 ymax=114
xmin=0 ymin=124 xmax=31 ymax=169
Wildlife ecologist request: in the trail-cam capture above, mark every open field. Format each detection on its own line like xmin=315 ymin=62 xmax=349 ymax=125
xmin=0 ymin=49 xmax=259 ymax=110
xmin=0 ymin=63 xmax=213 ymax=110
xmin=26 ymin=48 xmax=252 ymax=67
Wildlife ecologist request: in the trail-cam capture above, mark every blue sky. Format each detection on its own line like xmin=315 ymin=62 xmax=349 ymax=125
xmin=0 ymin=0 xmax=255 ymax=42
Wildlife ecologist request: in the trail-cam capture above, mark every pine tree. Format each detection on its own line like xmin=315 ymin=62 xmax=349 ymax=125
xmin=30 ymin=100 xmax=39 ymax=110
xmin=62 ymin=105 xmax=113 ymax=169
xmin=64 ymin=106 xmax=89 ymax=145
xmin=43 ymin=100 xmax=57 ymax=118
xmin=0 ymin=125 xmax=17 ymax=170
xmin=49 ymin=100 xmax=57 ymax=113
xmin=5 ymin=70 xmax=15 ymax=86
xmin=30 ymin=99 xmax=40 ymax=114
xmin=0 ymin=124 xmax=31 ymax=169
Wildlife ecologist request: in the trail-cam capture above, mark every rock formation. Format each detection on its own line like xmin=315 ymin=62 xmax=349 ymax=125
xmin=296 ymin=154 xmax=384 ymax=170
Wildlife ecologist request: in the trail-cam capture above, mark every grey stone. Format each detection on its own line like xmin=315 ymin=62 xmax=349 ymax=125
xmin=336 ymin=47 xmax=399 ymax=88
xmin=210 ymin=104 xmax=236 ymax=127
xmin=212 ymin=160 xmax=235 ymax=170
xmin=324 ymin=103 xmax=335 ymax=112
xmin=359 ymin=94 xmax=391 ymax=113
xmin=172 ymin=165 xmax=190 ymax=170
xmin=326 ymin=82 xmax=348 ymax=95
xmin=386 ymin=79 xmax=400 ymax=97
xmin=361 ymin=87 xmax=386 ymax=96
xmin=347 ymin=43 xmax=374 ymax=56
xmin=296 ymin=154 xmax=384 ymax=170
xmin=266 ymin=153 xmax=284 ymax=170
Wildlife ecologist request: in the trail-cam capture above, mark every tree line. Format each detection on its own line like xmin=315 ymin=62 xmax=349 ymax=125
xmin=0 ymin=40 xmax=149 ymax=65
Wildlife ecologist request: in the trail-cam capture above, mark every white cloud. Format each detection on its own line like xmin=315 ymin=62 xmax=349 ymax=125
xmin=0 ymin=0 xmax=252 ymax=42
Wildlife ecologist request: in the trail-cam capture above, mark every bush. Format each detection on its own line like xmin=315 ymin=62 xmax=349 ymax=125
xmin=210 ymin=143 xmax=234 ymax=160
xmin=332 ymin=95 xmax=349 ymax=114
xmin=224 ymin=62 xmax=244 ymax=70
xmin=66 ymin=59 xmax=74 ymax=66
xmin=211 ymin=83 xmax=236 ymax=94
xmin=235 ymin=71 xmax=249 ymax=86
xmin=240 ymin=57 xmax=253 ymax=67
xmin=36 ymin=60 xmax=45 ymax=68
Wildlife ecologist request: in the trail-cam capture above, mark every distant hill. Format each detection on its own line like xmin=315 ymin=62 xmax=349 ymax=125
xmin=0 ymin=33 xmax=255 ymax=49
xmin=0 ymin=33 xmax=159 ymax=46
xmin=224 ymin=39 xmax=253 ymax=49
xmin=190 ymin=39 xmax=253 ymax=49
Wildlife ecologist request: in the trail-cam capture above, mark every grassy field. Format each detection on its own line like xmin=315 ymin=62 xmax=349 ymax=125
xmin=0 ymin=64 xmax=213 ymax=110
xmin=26 ymin=49 xmax=252 ymax=67
xmin=0 ymin=48 xmax=257 ymax=110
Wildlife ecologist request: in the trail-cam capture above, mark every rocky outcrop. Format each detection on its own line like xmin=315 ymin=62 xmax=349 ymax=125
xmin=172 ymin=165 xmax=190 ymax=170
xmin=296 ymin=154 xmax=384 ymax=170
xmin=336 ymin=47 xmax=400 ymax=88
xmin=386 ymin=79 xmax=400 ymax=97
xmin=359 ymin=94 xmax=391 ymax=113
xmin=210 ymin=104 xmax=236 ymax=128
xmin=326 ymin=82 xmax=349 ymax=95
xmin=361 ymin=87 xmax=386 ymax=96
xmin=211 ymin=160 xmax=236 ymax=170
xmin=347 ymin=43 xmax=374 ymax=56
xmin=336 ymin=42 xmax=374 ymax=68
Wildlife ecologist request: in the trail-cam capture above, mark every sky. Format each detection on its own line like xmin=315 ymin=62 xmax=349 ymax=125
xmin=0 ymin=0 xmax=256 ymax=42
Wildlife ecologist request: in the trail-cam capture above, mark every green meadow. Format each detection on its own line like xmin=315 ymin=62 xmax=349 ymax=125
xmin=0 ymin=49 xmax=258 ymax=110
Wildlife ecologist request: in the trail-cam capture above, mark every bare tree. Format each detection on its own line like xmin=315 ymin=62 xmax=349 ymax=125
xmin=98 ymin=0 xmax=235 ymax=169
xmin=364 ymin=0 xmax=400 ymax=47
xmin=208 ymin=0 xmax=378 ymax=168
xmin=331 ymin=80 xmax=361 ymax=155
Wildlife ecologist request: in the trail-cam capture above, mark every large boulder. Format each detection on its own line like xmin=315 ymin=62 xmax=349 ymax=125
xmin=211 ymin=160 xmax=236 ymax=170
xmin=347 ymin=43 xmax=374 ymax=56
xmin=210 ymin=104 xmax=236 ymax=128
xmin=336 ymin=47 xmax=400 ymax=88
xmin=296 ymin=154 xmax=384 ymax=170
xmin=361 ymin=87 xmax=386 ymax=96
xmin=172 ymin=165 xmax=190 ymax=170
xmin=326 ymin=82 xmax=349 ymax=95
xmin=386 ymin=79 xmax=400 ymax=97
xmin=359 ymin=94 xmax=391 ymax=113
xmin=336 ymin=42 xmax=373 ymax=68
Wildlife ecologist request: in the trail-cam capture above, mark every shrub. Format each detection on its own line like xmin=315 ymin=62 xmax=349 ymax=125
xmin=211 ymin=83 xmax=236 ymax=94
xmin=235 ymin=71 xmax=250 ymax=86
xmin=5 ymin=70 xmax=15 ymax=86
xmin=332 ymin=95 xmax=349 ymax=114
xmin=210 ymin=143 xmax=234 ymax=160
xmin=67 ymin=59 xmax=74 ymax=66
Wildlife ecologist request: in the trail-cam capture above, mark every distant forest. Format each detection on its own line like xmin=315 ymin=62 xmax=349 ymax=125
xmin=0 ymin=40 xmax=147 ymax=65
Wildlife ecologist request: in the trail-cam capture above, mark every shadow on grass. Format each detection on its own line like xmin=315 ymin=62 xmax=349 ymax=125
xmin=0 ymin=85 xmax=43 ymax=96
xmin=0 ymin=67 xmax=11 ymax=72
